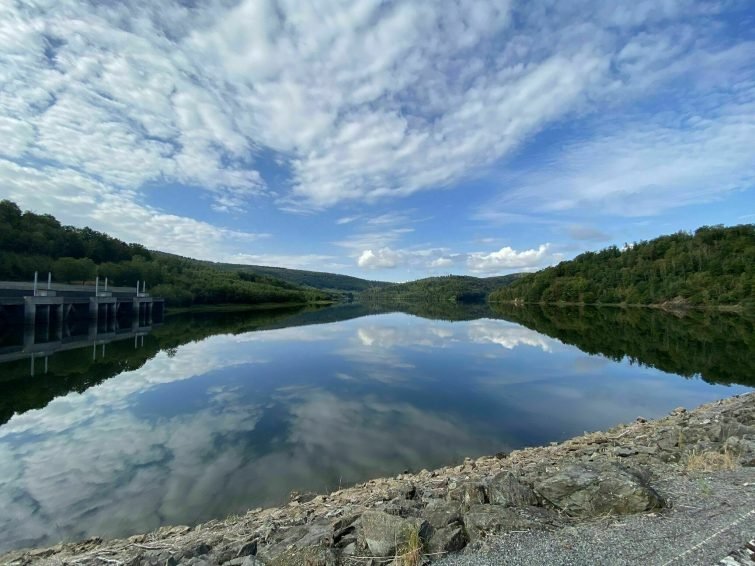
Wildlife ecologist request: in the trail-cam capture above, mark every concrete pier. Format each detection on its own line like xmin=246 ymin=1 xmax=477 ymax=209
xmin=0 ymin=279 xmax=165 ymax=327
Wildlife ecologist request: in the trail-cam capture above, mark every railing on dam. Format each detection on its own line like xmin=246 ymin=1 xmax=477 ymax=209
xmin=0 ymin=275 xmax=165 ymax=327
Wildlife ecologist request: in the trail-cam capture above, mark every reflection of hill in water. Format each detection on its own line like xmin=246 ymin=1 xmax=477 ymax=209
xmin=490 ymin=304 xmax=755 ymax=387
xmin=3 ymin=301 xmax=752 ymax=427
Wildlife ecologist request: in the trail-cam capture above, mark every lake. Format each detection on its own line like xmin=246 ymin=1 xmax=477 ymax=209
xmin=0 ymin=303 xmax=752 ymax=553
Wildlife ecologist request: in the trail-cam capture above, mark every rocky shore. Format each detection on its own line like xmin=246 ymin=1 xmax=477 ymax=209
xmin=4 ymin=393 xmax=754 ymax=566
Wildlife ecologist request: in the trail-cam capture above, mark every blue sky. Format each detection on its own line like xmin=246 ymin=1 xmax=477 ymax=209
xmin=0 ymin=0 xmax=753 ymax=282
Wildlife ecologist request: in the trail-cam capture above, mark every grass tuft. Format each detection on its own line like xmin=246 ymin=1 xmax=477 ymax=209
xmin=396 ymin=525 xmax=424 ymax=566
xmin=685 ymin=447 xmax=738 ymax=472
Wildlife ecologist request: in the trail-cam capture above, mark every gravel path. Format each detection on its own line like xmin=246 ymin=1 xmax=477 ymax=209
xmin=437 ymin=470 xmax=755 ymax=566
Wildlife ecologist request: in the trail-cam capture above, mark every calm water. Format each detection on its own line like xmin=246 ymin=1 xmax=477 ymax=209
xmin=0 ymin=304 xmax=752 ymax=552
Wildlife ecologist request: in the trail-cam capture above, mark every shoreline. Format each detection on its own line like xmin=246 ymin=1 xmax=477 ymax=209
xmin=487 ymin=299 xmax=750 ymax=313
xmin=3 ymin=393 xmax=753 ymax=565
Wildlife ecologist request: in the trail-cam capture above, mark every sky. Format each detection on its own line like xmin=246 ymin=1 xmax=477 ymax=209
xmin=0 ymin=0 xmax=753 ymax=282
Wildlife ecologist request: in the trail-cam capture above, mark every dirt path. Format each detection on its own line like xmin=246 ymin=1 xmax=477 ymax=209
xmin=437 ymin=470 xmax=754 ymax=566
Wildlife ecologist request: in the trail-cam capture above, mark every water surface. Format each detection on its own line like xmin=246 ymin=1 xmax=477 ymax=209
xmin=0 ymin=304 xmax=752 ymax=552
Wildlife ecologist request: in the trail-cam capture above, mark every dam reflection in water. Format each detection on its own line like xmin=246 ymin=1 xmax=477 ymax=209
xmin=0 ymin=305 xmax=752 ymax=553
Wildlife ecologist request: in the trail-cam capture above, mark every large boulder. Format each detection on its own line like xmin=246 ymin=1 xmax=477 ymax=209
xmin=426 ymin=526 xmax=466 ymax=554
xmin=487 ymin=472 xmax=538 ymax=507
xmin=535 ymin=463 xmax=664 ymax=517
xmin=359 ymin=510 xmax=431 ymax=558
xmin=447 ymin=482 xmax=487 ymax=509
xmin=463 ymin=505 xmax=556 ymax=542
xmin=422 ymin=499 xmax=463 ymax=529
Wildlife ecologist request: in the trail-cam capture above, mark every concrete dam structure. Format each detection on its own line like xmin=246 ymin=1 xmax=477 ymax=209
xmin=0 ymin=275 xmax=165 ymax=376
xmin=0 ymin=275 xmax=165 ymax=326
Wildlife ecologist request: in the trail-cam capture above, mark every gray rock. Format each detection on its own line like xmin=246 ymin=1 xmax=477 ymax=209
xmin=448 ymin=482 xmax=487 ymax=509
xmin=236 ymin=539 xmax=258 ymax=557
xmin=426 ymin=526 xmax=466 ymax=554
xmin=360 ymin=510 xmax=431 ymax=557
xmin=487 ymin=472 xmax=538 ymax=507
xmin=463 ymin=505 xmax=554 ymax=542
xmin=535 ymin=463 xmax=664 ymax=517
xmin=257 ymin=546 xmax=337 ymax=565
xmin=423 ymin=499 xmax=463 ymax=529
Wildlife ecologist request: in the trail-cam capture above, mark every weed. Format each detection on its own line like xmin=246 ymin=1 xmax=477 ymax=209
xmin=395 ymin=524 xmax=424 ymax=566
xmin=685 ymin=447 xmax=738 ymax=472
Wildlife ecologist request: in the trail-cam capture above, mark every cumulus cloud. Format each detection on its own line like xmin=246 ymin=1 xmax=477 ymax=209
xmin=355 ymin=242 xmax=557 ymax=273
xmin=0 ymin=0 xmax=753 ymax=267
xmin=467 ymin=244 xmax=555 ymax=273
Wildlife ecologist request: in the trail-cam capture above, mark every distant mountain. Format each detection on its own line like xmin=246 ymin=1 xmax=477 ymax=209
xmin=490 ymin=225 xmax=755 ymax=308
xmin=361 ymin=274 xmax=523 ymax=303
xmin=193 ymin=258 xmax=392 ymax=293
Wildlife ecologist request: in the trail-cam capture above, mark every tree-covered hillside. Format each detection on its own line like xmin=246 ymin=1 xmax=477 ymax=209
xmin=489 ymin=225 xmax=754 ymax=308
xmin=0 ymin=200 xmax=330 ymax=307
xmin=362 ymin=274 xmax=522 ymax=303
xmin=191 ymin=258 xmax=391 ymax=293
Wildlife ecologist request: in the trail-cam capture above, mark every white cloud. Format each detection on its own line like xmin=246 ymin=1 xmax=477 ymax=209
xmin=492 ymin=88 xmax=755 ymax=216
xmin=226 ymin=253 xmax=344 ymax=271
xmin=358 ymin=248 xmax=403 ymax=269
xmin=355 ymin=242 xmax=557 ymax=273
xmin=467 ymin=244 xmax=555 ymax=273
xmin=0 ymin=0 xmax=753 ymax=268
xmin=0 ymin=159 xmax=268 ymax=261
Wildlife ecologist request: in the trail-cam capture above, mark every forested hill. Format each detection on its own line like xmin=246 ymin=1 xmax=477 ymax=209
xmin=0 ymin=200 xmax=329 ymax=307
xmin=362 ymin=274 xmax=522 ymax=303
xmin=489 ymin=225 xmax=755 ymax=308
xmin=187 ymin=258 xmax=391 ymax=293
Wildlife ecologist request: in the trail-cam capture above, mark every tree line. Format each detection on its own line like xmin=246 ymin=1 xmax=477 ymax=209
xmin=0 ymin=200 xmax=330 ymax=307
xmin=362 ymin=274 xmax=521 ymax=304
xmin=489 ymin=225 xmax=754 ymax=308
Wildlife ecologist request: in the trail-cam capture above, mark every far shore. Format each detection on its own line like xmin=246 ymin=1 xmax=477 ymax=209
xmin=488 ymin=298 xmax=750 ymax=313
xmin=164 ymin=300 xmax=335 ymax=315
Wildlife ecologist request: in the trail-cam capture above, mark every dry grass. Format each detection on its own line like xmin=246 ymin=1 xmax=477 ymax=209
xmin=395 ymin=525 xmax=424 ymax=566
xmin=685 ymin=448 xmax=738 ymax=472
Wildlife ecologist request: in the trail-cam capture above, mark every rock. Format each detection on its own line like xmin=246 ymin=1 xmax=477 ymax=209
xmin=447 ymin=482 xmax=487 ymax=509
xmin=359 ymin=510 xmax=430 ymax=557
xmin=535 ymin=463 xmax=664 ymax=517
xmin=487 ymin=472 xmax=538 ymax=507
xmin=495 ymin=451 xmax=508 ymax=460
xmin=463 ymin=505 xmax=554 ymax=542
xmin=382 ymin=496 xmax=423 ymax=517
xmin=236 ymin=539 xmax=258 ymax=557
xmin=426 ymin=526 xmax=466 ymax=554
xmin=423 ymin=499 xmax=463 ymax=529
xmin=289 ymin=490 xmax=318 ymax=504
xmin=257 ymin=546 xmax=337 ymax=565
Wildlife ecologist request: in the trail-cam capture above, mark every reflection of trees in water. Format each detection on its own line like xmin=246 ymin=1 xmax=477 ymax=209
xmin=0 ymin=305 xmax=374 ymax=425
xmin=490 ymin=304 xmax=755 ymax=387
xmin=3 ymin=301 xmax=752 ymax=427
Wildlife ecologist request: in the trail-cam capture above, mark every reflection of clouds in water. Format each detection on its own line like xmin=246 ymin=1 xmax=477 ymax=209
xmin=254 ymin=388 xmax=492 ymax=493
xmin=229 ymin=323 xmax=342 ymax=344
xmin=0 ymin=336 xmax=268 ymax=437
xmin=356 ymin=324 xmax=456 ymax=349
xmin=1 ymin=312 xmax=744 ymax=553
xmin=0 ymin=381 xmax=491 ymax=551
xmin=572 ymin=355 xmax=611 ymax=374
xmin=0 ymin=333 xmax=277 ymax=551
xmin=0 ymin=400 xmax=264 ymax=551
xmin=467 ymin=319 xmax=557 ymax=352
